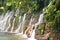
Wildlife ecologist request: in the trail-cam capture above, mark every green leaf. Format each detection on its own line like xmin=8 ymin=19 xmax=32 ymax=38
xmin=0 ymin=7 xmax=4 ymax=10
xmin=48 ymin=37 xmax=53 ymax=40
xmin=6 ymin=2 xmax=12 ymax=6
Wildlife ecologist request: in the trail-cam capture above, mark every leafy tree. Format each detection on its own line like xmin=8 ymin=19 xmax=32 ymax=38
xmin=44 ymin=0 xmax=60 ymax=33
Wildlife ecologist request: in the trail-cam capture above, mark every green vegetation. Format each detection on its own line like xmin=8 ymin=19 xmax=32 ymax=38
xmin=44 ymin=0 xmax=60 ymax=33
xmin=40 ymin=26 xmax=45 ymax=35
xmin=48 ymin=36 xmax=53 ymax=40
xmin=0 ymin=0 xmax=51 ymax=14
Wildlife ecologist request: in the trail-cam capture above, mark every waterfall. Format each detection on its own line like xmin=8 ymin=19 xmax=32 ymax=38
xmin=27 ymin=13 xmax=44 ymax=40
xmin=0 ymin=11 xmax=12 ymax=31
xmin=0 ymin=9 xmax=44 ymax=40
xmin=10 ymin=18 xmax=15 ymax=32
xmin=5 ymin=12 xmax=13 ymax=32
xmin=21 ymin=14 xmax=26 ymax=34
xmin=15 ymin=16 xmax=21 ymax=33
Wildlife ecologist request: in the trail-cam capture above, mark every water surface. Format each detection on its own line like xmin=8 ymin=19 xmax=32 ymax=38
xmin=0 ymin=32 xmax=27 ymax=40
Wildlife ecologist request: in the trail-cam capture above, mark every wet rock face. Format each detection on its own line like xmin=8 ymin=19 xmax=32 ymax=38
xmin=35 ymin=29 xmax=42 ymax=40
xmin=25 ymin=13 xmax=31 ymax=26
xmin=53 ymin=33 xmax=60 ymax=40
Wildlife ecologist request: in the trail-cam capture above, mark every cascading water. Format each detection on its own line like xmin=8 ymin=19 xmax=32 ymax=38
xmin=27 ymin=13 xmax=44 ymax=40
xmin=14 ymin=16 xmax=21 ymax=33
xmin=0 ymin=11 xmax=12 ymax=31
xmin=0 ymin=9 xmax=44 ymax=40
xmin=21 ymin=14 xmax=27 ymax=34
xmin=5 ymin=13 xmax=13 ymax=32
xmin=10 ymin=18 xmax=15 ymax=32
